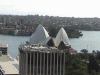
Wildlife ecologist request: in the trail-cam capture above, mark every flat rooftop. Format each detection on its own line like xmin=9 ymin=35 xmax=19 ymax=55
xmin=0 ymin=55 xmax=12 ymax=62
xmin=0 ymin=43 xmax=8 ymax=48
xmin=19 ymin=44 xmax=66 ymax=53
xmin=0 ymin=55 xmax=19 ymax=74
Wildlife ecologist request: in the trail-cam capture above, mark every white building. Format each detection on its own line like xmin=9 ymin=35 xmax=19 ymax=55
xmin=55 ymin=28 xmax=71 ymax=49
xmin=19 ymin=25 xmax=71 ymax=75
xmin=29 ymin=25 xmax=49 ymax=44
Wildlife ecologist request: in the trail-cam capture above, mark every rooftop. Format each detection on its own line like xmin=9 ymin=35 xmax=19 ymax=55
xmin=0 ymin=55 xmax=19 ymax=74
xmin=0 ymin=55 xmax=12 ymax=62
xmin=19 ymin=25 xmax=71 ymax=53
xmin=19 ymin=44 xmax=66 ymax=53
xmin=29 ymin=25 xmax=49 ymax=44
xmin=0 ymin=43 xmax=8 ymax=48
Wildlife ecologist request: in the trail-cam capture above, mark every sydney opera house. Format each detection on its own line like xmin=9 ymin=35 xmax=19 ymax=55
xmin=19 ymin=25 xmax=72 ymax=75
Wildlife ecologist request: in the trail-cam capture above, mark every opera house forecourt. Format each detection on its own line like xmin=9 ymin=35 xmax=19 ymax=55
xmin=19 ymin=25 xmax=76 ymax=75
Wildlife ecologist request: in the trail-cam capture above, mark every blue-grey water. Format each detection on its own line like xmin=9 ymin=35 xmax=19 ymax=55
xmin=0 ymin=31 xmax=100 ymax=58
xmin=70 ymin=31 xmax=100 ymax=53
xmin=0 ymin=35 xmax=29 ymax=58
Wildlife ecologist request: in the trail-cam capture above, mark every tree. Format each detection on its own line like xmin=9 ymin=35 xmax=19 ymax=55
xmin=88 ymin=54 xmax=100 ymax=73
xmin=81 ymin=49 xmax=88 ymax=53
xmin=65 ymin=54 xmax=88 ymax=75
xmin=48 ymin=26 xmax=58 ymax=37
xmin=65 ymin=70 xmax=89 ymax=75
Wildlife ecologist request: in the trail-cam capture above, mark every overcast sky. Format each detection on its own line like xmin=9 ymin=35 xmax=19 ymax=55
xmin=0 ymin=0 xmax=100 ymax=17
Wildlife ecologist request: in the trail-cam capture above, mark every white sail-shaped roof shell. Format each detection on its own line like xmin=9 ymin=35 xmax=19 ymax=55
xmin=55 ymin=28 xmax=70 ymax=47
xmin=29 ymin=25 xmax=49 ymax=44
xmin=40 ymin=37 xmax=54 ymax=46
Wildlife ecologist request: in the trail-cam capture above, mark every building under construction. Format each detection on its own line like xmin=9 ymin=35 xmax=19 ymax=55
xmin=19 ymin=25 xmax=72 ymax=75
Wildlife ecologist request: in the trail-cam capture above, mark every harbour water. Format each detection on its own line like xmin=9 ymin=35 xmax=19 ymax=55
xmin=0 ymin=31 xmax=100 ymax=58
xmin=0 ymin=35 xmax=29 ymax=58
xmin=70 ymin=31 xmax=100 ymax=53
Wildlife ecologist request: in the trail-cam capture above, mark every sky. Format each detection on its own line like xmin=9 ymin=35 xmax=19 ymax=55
xmin=0 ymin=0 xmax=100 ymax=17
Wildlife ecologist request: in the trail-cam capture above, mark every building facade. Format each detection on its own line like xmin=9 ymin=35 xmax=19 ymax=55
xmin=19 ymin=46 xmax=66 ymax=75
xmin=19 ymin=25 xmax=71 ymax=75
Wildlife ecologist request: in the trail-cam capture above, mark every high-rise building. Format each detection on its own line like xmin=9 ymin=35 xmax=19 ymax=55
xmin=19 ymin=46 xmax=66 ymax=75
xmin=19 ymin=25 xmax=71 ymax=75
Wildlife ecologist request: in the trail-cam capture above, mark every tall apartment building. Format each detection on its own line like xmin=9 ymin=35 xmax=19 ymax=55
xmin=19 ymin=25 xmax=71 ymax=75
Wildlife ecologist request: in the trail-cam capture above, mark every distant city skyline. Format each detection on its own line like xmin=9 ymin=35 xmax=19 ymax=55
xmin=0 ymin=0 xmax=100 ymax=18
